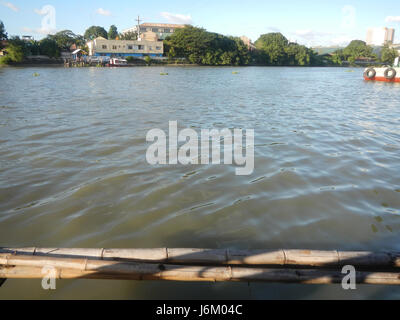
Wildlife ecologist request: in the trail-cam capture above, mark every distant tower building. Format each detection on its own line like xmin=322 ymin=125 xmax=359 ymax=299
xmin=385 ymin=28 xmax=395 ymax=45
xmin=366 ymin=27 xmax=395 ymax=46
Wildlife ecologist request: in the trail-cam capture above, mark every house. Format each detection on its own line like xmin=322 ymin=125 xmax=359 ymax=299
xmin=72 ymin=49 xmax=84 ymax=61
xmin=87 ymin=37 xmax=163 ymax=58
xmin=122 ymin=23 xmax=186 ymax=41
xmin=354 ymin=57 xmax=377 ymax=65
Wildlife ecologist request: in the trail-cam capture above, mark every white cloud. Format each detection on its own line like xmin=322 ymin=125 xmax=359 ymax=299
xmin=330 ymin=35 xmax=353 ymax=46
xmin=96 ymin=8 xmax=111 ymax=16
xmin=292 ymin=29 xmax=353 ymax=47
xmin=294 ymin=30 xmax=332 ymax=41
xmin=385 ymin=16 xmax=400 ymax=23
xmin=21 ymin=26 xmax=56 ymax=36
xmin=267 ymin=26 xmax=281 ymax=33
xmin=295 ymin=29 xmax=315 ymax=37
xmin=2 ymin=1 xmax=19 ymax=12
xmin=160 ymin=12 xmax=192 ymax=24
xmin=36 ymin=27 xmax=56 ymax=35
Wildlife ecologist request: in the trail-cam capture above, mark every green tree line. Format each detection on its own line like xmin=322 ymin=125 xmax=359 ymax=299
xmin=1 ymin=21 xmax=398 ymax=66
xmin=254 ymin=33 xmax=318 ymax=66
xmin=330 ymin=40 xmax=376 ymax=65
xmin=0 ymin=21 xmax=90 ymax=64
xmin=164 ymin=26 xmax=250 ymax=65
xmin=0 ymin=23 xmax=115 ymax=64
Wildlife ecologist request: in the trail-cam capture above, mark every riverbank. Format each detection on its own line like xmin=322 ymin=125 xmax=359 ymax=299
xmin=0 ymin=61 xmax=368 ymax=68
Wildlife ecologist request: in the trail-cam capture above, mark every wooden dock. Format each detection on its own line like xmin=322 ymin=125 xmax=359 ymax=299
xmin=1 ymin=248 xmax=400 ymax=285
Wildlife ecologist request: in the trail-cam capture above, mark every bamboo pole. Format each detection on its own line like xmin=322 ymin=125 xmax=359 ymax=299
xmin=1 ymin=260 xmax=400 ymax=285
xmin=2 ymin=250 xmax=400 ymax=285
xmin=1 ymin=248 xmax=399 ymax=268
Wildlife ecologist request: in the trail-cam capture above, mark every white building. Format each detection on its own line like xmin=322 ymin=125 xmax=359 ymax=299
xmin=366 ymin=27 xmax=395 ymax=46
xmin=87 ymin=37 xmax=163 ymax=58
xmin=122 ymin=23 xmax=185 ymax=41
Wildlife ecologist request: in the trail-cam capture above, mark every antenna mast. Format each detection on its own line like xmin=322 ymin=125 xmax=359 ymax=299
xmin=136 ymin=15 xmax=142 ymax=40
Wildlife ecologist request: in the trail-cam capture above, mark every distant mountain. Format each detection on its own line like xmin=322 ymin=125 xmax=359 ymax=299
xmin=312 ymin=46 xmax=344 ymax=55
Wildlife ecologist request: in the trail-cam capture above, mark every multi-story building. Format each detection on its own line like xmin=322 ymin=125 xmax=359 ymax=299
xmin=366 ymin=27 xmax=395 ymax=46
xmin=87 ymin=37 xmax=163 ymax=58
xmin=122 ymin=23 xmax=186 ymax=41
xmin=385 ymin=28 xmax=395 ymax=44
xmin=240 ymin=36 xmax=256 ymax=51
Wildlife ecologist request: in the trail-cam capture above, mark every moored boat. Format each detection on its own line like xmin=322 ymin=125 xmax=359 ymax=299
xmin=107 ymin=58 xmax=128 ymax=67
xmin=364 ymin=57 xmax=400 ymax=82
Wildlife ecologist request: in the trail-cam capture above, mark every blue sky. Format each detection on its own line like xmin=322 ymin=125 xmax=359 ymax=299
xmin=1 ymin=0 xmax=400 ymax=46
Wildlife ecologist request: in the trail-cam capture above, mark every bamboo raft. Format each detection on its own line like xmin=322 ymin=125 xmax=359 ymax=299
xmin=1 ymin=247 xmax=400 ymax=285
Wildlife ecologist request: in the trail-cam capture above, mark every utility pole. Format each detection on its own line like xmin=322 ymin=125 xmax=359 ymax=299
xmin=136 ymin=15 xmax=142 ymax=40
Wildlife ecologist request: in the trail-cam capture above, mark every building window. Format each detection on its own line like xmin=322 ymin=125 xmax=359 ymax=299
xmin=138 ymin=45 xmax=144 ymax=50
xmin=156 ymin=46 xmax=161 ymax=51
xmin=148 ymin=46 xmax=152 ymax=50
xmin=102 ymin=45 xmax=107 ymax=49
xmin=152 ymin=28 xmax=159 ymax=33
xmin=112 ymin=45 xmax=117 ymax=50
xmin=128 ymin=45 xmax=133 ymax=50
xmin=164 ymin=29 xmax=172 ymax=33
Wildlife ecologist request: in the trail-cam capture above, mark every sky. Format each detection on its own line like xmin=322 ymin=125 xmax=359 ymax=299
xmin=1 ymin=0 xmax=400 ymax=47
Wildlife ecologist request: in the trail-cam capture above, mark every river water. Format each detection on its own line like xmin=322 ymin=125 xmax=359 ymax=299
xmin=0 ymin=66 xmax=399 ymax=299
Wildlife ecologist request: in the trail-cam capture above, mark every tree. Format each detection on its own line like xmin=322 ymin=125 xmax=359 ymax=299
xmin=285 ymin=43 xmax=313 ymax=66
xmin=108 ymin=25 xmax=118 ymax=40
xmin=164 ymin=26 xmax=251 ymax=66
xmin=48 ymin=30 xmax=84 ymax=51
xmin=231 ymin=37 xmax=251 ymax=65
xmin=84 ymin=26 xmax=108 ymax=40
xmin=24 ymin=39 xmax=40 ymax=56
xmin=255 ymin=33 xmax=289 ymax=65
xmin=39 ymin=37 xmax=60 ymax=57
xmin=254 ymin=33 xmax=316 ymax=66
xmin=144 ymin=55 xmax=152 ymax=65
xmin=0 ymin=42 xmax=24 ymax=64
xmin=381 ymin=45 xmax=398 ymax=65
xmin=7 ymin=37 xmax=32 ymax=56
xmin=0 ymin=21 xmax=7 ymax=40
xmin=119 ymin=31 xmax=137 ymax=40
xmin=341 ymin=40 xmax=375 ymax=62
xmin=330 ymin=52 xmax=343 ymax=65
xmin=0 ymin=20 xmax=7 ymax=50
